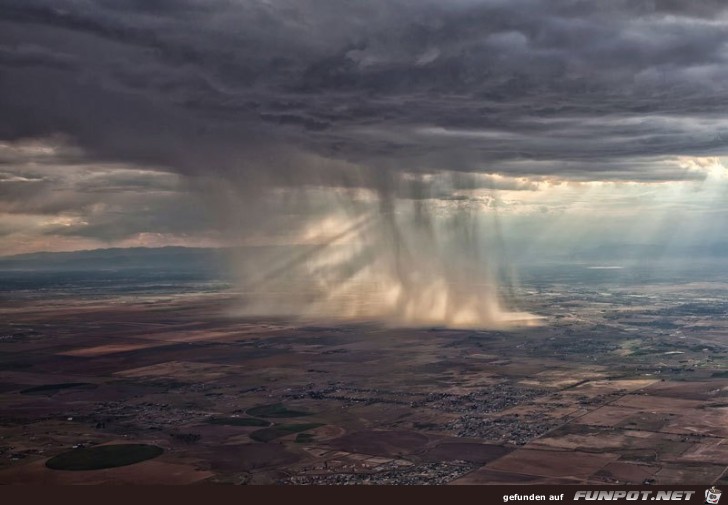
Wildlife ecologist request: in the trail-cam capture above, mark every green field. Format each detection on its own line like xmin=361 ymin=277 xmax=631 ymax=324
xmin=245 ymin=403 xmax=310 ymax=418
xmin=21 ymin=383 xmax=97 ymax=396
xmin=206 ymin=417 xmax=271 ymax=427
xmin=295 ymin=433 xmax=315 ymax=443
xmin=250 ymin=423 xmax=324 ymax=443
xmin=46 ymin=444 xmax=163 ymax=471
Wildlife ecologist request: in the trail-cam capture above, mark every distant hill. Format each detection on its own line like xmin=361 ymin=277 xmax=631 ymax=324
xmin=568 ymin=242 xmax=728 ymax=263
xmin=0 ymin=246 xmax=226 ymax=272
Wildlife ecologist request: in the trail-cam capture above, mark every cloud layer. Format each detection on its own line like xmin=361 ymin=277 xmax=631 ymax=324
xmin=2 ymin=0 xmax=728 ymax=257
xmin=4 ymin=0 xmax=728 ymax=182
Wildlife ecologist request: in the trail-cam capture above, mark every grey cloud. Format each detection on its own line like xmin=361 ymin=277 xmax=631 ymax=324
xmin=49 ymin=191 xmax=212 ymax=241
xmin=0 ymin=44 xmax=78 ymax=70
xmin=3 ymin=0 xmax=728 ymax=189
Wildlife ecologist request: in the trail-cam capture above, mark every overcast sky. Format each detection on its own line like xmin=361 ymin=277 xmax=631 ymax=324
xmin=2 ymin=0 xmax=728 ymax=256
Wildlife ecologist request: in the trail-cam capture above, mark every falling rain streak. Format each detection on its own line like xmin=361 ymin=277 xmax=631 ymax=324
xmin=229 ymin=173 xmax=538 ymax=328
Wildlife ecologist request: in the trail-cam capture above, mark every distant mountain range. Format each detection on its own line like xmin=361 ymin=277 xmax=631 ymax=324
xmin=0 ymin=246 xmax=226 ymax=271
xmin=1 ymin=240 xmax=726 ymax=273
xmin=568 ymin=242 xmax=728 ymax=262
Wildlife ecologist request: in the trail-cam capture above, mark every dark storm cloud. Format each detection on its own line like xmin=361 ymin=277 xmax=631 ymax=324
xmin=2 ymin=0 xmax=728 ymax=187
xmin=0 ymin=44 xmax=78 ymax=70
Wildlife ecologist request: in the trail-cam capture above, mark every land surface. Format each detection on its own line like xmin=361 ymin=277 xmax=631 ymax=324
xmin=1 ymin=261 xmax=728 ymax=485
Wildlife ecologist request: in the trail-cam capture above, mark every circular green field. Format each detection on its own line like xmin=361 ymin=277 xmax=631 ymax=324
xmin=46 ymin=444 xmax=163 ymax=471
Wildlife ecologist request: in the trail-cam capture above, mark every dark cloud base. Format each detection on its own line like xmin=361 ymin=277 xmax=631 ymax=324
xmin=2 ymin=0 xmax=728 ymax=185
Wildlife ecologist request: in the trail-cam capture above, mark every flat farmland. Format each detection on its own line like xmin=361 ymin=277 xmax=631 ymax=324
xmin=2 ymin=279 xmax=728 ymax=485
